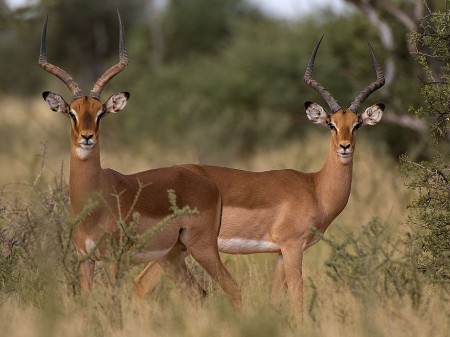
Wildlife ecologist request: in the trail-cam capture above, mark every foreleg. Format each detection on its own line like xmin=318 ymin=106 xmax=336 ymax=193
xmin=271 ymin=252 xmax=287 ymax=304
xmin=80 ymin=258 xmax=95 ymax=293
xmin=280 ymin=245 xmax=304 ymax=320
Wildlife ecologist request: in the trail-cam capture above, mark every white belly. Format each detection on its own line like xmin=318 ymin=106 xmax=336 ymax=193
xmin=218 ymin=238 xmax=280 ymax=254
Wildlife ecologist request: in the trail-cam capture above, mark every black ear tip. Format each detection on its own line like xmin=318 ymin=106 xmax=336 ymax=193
xmin=124 ymin=92 xmax=130 ymax=99
xmin=42 ymin=91 xmax=50 ymax=100
xmin=378 ymin=103 xmax=385 ymax=111
xmin=304 ymin=101 xmax=313 ymax=109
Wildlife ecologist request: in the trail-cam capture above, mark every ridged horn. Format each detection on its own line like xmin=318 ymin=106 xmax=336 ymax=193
xmin=90 ymin=9 xmax=128 ymax=99
xmin=304 ymin=35 xmax=342 ymax=113
xmin=38 ymin=15 xmax=84 ymax=98
xmin=348 ymin=41 xmax=385 ymax=113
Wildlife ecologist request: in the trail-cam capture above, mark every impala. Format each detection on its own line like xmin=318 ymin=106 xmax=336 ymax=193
xmin=135 ymin=36 xmax=385 ymax=317
xmin=38 ymin=12 xmax=241 ymax=307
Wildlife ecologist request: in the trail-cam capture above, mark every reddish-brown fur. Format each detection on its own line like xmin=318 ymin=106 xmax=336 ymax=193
xmin=38 ymin=12 xmax=241 ymax=306
xmin=133 ymin=38 xmax=386 ymax=319
xmin=42 ymin=94 xmax=241 ymax=306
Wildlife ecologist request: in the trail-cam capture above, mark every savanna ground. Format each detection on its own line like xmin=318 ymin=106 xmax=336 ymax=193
xmin=0 ymin=96 xmax=448 ymax=337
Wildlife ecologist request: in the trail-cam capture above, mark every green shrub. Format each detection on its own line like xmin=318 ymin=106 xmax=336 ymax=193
xmin=321 ymin=218 xmax=422 ymax=306
xmin=404 ymin=7 xmax=450 ymax=283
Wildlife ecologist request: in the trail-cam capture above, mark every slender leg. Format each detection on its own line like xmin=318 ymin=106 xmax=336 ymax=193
xmin=80 ymin=258 xmax=95 ymax=293
xmin=190 ymin=247 xmax=241 ymax=308
xmin=280 ymin=245 xmax=304 ymax=320
xmin=134 ymin=261 xmax=165 ymax=300
xmin=180 ymin=230 xmax=241 ymax=308
xmin=158 ymin=241 xmax=207 ymax=300
xmin=106 ymin=263 xmax=117 ymax=288
xmin=271 ymin=253 xmax=287 ymax=304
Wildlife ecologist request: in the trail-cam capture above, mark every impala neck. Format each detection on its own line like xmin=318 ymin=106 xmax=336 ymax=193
xmin=315 ymin=139 xmax=354 ymax=222
xmin=69 ymin=140 xmax=105 ymax=214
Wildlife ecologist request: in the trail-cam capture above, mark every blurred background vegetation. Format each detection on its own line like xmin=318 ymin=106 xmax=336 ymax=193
xmin=1 ymin=0 xmax=448 ymax=165
xmin=0 ymin=1 xmax=449 ymax=335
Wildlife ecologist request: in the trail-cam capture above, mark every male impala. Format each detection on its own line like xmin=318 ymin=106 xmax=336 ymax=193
xmin=38 ymin=12 xmax=241 ymax=306
xmin=135 ymin=36 xmax=385 ymax=317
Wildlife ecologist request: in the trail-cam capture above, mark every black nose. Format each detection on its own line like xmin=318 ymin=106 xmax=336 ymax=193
xmin=340 ymin=143 xmax=350 ymax=150
xmin=82 ymin=133 xmax=94 ymax=141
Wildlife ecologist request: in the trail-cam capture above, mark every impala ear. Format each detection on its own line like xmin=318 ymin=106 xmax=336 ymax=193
xmin=104 ymin=92 xmax=130 ymax=113
xmin=305 ymin=101 xmax=330 ymax=125
xmin=42 ymin=91 xmax=69 ymax=114
xmin=360 ymin=103 xmax=384 ymax=126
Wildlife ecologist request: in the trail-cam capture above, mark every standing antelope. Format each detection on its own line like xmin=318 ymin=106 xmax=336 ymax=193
xmin=135 ymin=36 xmax=385 ymax=317
xmin=38 ymin=12 xmax=241 ymax=307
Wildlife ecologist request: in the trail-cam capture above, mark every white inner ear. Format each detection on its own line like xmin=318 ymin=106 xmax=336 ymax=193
xmin=306 ymin=102 xmax=329 ymax=125
xmin=105 ymin=93 xmax=128 ymax=113
xmin=45 ymin=93 xmax=68 ymax=113
xmin=361 ymin=104 xmax=384 ymax=126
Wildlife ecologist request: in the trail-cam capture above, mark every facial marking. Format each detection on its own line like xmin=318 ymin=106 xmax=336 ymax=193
xmin=329 ymin=109 xmax=361 ymax=164
xmin=69 ymin=109 xmax=78 ymax=116
xmin=76 ymin=147 xmax=92 ymax=160
xmin=95 ymin=108 xmax=105 ymax=128
xmin=327 ymin=120 xmax=337 ymax=131
xmin=68 ymin=97 xmax=103 ymax=159
xmin=353 ymin=120 xmax=362 ymax=131
xmin=82 ymin=108 xmax=94 ymax=127
xmin=95 ymin=108 xmax=104 ymax=119
xmin=68 ymin=109 xmax=78 ymax=123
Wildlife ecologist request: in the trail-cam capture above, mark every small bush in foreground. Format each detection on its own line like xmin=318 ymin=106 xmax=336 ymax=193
xmin=406 ymin=6 xmax=450 ymax=283
xmin=320 ymin=219 xmax=422 ymax=307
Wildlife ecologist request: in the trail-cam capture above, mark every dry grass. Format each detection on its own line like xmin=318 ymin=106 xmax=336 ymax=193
xmin=2 ymin=96 xmax=443 ymax=337
xmin=0 ymin=96 xmax=412 ymax=225
xmin=0 ymin=264 xmax=448 ymax=337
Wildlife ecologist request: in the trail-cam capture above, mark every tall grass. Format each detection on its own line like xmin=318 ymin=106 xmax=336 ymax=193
xmin=0 ymin=253 xmax=448 ymax=337
xmin=1 ymin=96 xmax=447 ymax=336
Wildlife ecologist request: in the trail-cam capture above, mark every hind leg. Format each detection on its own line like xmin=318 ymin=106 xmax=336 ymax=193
xmin=158 ymin=240 xmax=206 ymax=300
xmin=134 ymin=261 xmax=164 ymax=301
xmin=180 ymin=228 xmax=241 ymax=308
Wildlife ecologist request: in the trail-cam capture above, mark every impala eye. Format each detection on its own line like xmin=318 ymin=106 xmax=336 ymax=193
xmin=96 ymin=111 xmax=106 ymax=128
xmin=327 ymin=121 xmax=336 ymax=130
xmin=68 ymin=111 xmax=77 ymax=123
xmin=97 ymin=111 xmax=106 ymax=120
xmin=353 ymin=121 xmax=362 ymax=131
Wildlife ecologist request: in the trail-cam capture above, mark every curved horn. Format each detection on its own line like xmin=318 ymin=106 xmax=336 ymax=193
xmin=90 ymin=10 xmax=128 ymax=99
xmin=304 ymin=35 xmax=342 ymax=113
xmin=348 ymin=41 xmax=385 ymax=113
xmin=38 ymin=15 xmax=83 ymax=98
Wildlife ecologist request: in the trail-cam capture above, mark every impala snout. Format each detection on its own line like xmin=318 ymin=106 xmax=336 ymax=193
xmin=337 ymin=139 xmax=354 ymax=163
xmin=339 ymin=142 xmax=352 ymax=154
xmin=338 ymin=145 xmax=352 ymax=155
xmin=79 ymin=131 xmax=96 ymax=148
xmin=339 ymin=142 xmax=351 ymax=151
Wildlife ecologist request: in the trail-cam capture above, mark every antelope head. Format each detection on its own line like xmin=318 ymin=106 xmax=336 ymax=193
xmin=304 ymin=36 xmax=385 ymax=164
xmin=38 ymin=11 xmax=129 ymax=160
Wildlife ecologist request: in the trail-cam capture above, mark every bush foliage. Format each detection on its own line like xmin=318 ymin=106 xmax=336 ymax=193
xmin=0 ymin=1 xmax=449 ymax=335
xmin=321 ymin=219 xmax=422 ymax=306
xmin=402 ymin=8 xmax=450 ymax=282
